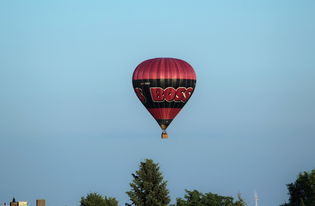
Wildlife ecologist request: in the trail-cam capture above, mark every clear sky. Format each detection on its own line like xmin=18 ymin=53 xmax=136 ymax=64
xmin=0 ymin=1 xmax=314 ymax=206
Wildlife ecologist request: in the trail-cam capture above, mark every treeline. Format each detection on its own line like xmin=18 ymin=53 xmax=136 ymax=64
xmin=79 ymin=159 xmax=315 ymax=206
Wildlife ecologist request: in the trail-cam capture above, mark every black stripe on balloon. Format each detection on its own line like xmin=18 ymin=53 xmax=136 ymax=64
xmin=132 ymin=79 xmax=196 ymax=88
xmin=156 ymin=119 xmax=174 ymax=128
xmin=132 ymin=79 xmax=196 ymax=109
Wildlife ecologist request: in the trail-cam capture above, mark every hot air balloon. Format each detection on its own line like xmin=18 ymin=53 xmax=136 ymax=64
xmin=132 ymin=58 xmax=196 ymax=139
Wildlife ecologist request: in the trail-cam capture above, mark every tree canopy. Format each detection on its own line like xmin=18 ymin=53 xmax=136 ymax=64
xmin=172 ymin=190 xmax=246 ymax=206
xmin=281 ymin=169 xmax=315 ymax=206
xmin=80 ymin=192 xmax=119 ymax=206
xmin=126 ymin=159 xmax=170 ymax=206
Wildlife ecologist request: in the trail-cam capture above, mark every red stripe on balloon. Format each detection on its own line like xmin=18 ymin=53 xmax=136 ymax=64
xmin=148 ymin=108 xmax=182 ymax=120
xmin=133 ymin=58 xmax=196 ymax=80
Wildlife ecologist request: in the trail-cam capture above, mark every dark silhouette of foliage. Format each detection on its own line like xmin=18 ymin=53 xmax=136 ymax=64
xmin=126 ymin=159 xmax=170 ymax=206
xmin=281 ymin=169 xmax=315 ymax=206
xmin=171 ymin=190 xmax=246 ymax=206
xmin=80 ymin=192 xmax=118 ymax=206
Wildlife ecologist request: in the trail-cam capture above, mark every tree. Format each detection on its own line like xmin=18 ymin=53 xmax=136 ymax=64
xmin=172 ymin=190 xmax=246 ymax=206
xmin=126 ymin=159 xmax=170 ymax=206
xmin=235 ymin=194 xmax=246 ymax=206
xmin=281 ymin=169 xmax=315 ymax=206
xmin=80 ymin=192 xmax=119 ymax=206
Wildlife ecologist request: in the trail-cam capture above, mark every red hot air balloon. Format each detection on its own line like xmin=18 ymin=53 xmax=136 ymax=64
xmin=132 ymin=58 xmax=197 ymax=139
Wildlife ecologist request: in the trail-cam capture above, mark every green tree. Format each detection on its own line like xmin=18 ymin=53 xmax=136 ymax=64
xmin=172 ymin=190 xmax=246 ymax=206
xmin=80 ymin=192 xmax=119 ymax=206
xmin=281 ymin=169 xmax=315 ymax=206
xmin=235 ymin=194 xmax=246 ymax=206
xmin=126 ymin=159 xmax=170 ymax=206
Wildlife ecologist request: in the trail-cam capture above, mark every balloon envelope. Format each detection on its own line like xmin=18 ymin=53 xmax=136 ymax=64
xmin=132 ymin=58 xmax=196 ymax=136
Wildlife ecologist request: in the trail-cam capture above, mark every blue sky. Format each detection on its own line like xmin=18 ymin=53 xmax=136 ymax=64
xmin=0 ymin=1 xmax=314 ymax=205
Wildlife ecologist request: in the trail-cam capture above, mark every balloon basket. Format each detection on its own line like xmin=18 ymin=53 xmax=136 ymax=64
xmin=161 ymin=131 xmax=168 ymax=139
